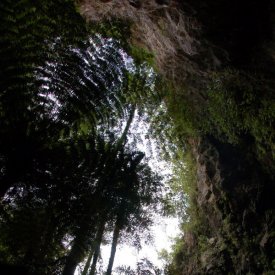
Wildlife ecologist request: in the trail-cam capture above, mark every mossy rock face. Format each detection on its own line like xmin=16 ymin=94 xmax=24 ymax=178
xmin=204 ymin=70 xmax=275 ymax=172
xmin=163 ymin=1 xmax=274 ymax=273
xmin=166 ymin=1 xmax=275 ymax=272
xmin=168 ymin=136 xmax=275 ymax=275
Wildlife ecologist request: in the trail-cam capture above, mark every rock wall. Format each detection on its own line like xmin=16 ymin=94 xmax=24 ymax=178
xmin=172 ymin=1 xmax=275 ymax=272
xmin=182 ymin=137 xmax=275 ymax=274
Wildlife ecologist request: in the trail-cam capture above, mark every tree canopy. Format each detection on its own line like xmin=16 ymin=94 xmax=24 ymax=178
xmin=0 ymin=1 xmax=163 ymax=274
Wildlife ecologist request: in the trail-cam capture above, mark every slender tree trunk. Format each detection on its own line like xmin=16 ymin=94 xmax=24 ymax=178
xmin=106 ymin=206 xmax=124 ymax=275
xmin=62 ymin=235 xmax=85 ymax=275
xmin=62 ymin=258 xmax=78 ymax=275
xmin=106 ymin=222 xmax=120 ymax=275
xmin=88 ymin=219 xmax=106 ymax=275
xmin=62 ymin=221 xmax=91 ymax=275
xmin=115 ymin=105 xmax=135 ymax=151
xmin=82 ymin=250 xmax=93 ymax=275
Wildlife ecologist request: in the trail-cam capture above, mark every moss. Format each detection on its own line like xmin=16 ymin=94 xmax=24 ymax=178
xmin=129 ymin=45 xmax=155 ymax=67
xmin=164 ymin=85 xmax=200 ymax=139
xmin=89 ymin=18 xmax=132 ymax=49
xmin=204 ymin=70 xmax=275 ymax=173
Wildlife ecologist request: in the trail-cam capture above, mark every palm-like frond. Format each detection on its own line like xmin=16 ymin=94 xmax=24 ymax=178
xmin=36 ymin=37 xmax=127 ymax=133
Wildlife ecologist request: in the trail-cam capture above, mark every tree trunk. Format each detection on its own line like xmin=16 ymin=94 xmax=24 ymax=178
xmin=62 ymin=221 xmax=91 ymax=275
xmin=105 ymin=223 xmax=120 ymax=275
xmin=62 ymin=234 xmax=86 ymax=275
xmin=115 ymin=105 xmax=135 ymax=151
xmin=62 ymin=258 xmax=78 ymax=275
xmin=82 ymin=250 xmax=93 ymax=275
xmin=106 ymin=207 xmax=124 ymax=275
xmin=88 ymin=219 xmax=106 ymax=275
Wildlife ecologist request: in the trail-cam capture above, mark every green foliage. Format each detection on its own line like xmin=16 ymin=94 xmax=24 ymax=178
xmin=0 ymin=205 xmax=67 ymax=274
xmin=0 ymin=1 xmax=163 ymax=274
xmin=1 ymin=0 xmax=274 ymax=274
xmin=87 ymin=19 xmax=156 ymax=69
xmin=36 ymin=36 xmax=129 ymax=134
xmin=206 ymin=70 xmax=275 ymax=148
xmin=89 ymin=18 xmax=131 ymax=50
xmin=115 ymin=258 xmax=162 ymax=275
xmin=0 ymin=0 xmax=93 ymax=200
xmin=129 ymin=45 xmax=155 ymax=68
xmin=160 ymin=68 xmax=274 ymax=166
xmin=164 ymin=84 xmax=199 ymax=139
xmin=162 ymin=150 xmax=197 ymax=219
xmin=160 ymin=147 xmax=214 ymax=275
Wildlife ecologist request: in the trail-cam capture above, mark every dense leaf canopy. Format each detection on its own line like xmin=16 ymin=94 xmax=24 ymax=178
xmin=0 ymin=1 xmax=162 ymax=274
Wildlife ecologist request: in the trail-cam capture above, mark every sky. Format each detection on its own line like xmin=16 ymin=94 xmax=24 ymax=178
xmin=75 ymin=113 xmax=181 ymax=274
xmin=32 ymin=34 xmax=182 ymax=275
xmin=100 ymin=216 xmax=180 ymax=273
xmin=72 ymin=38 xmax=182 ymax=274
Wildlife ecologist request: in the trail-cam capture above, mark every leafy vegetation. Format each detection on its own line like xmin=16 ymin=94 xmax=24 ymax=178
xmin=1 ymin=0 xmax=275 ymax=274
xmin=207 ymin=70 xmax=275 ymax=147
xmin=0 ymin=1 xmax=163 ymax=274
